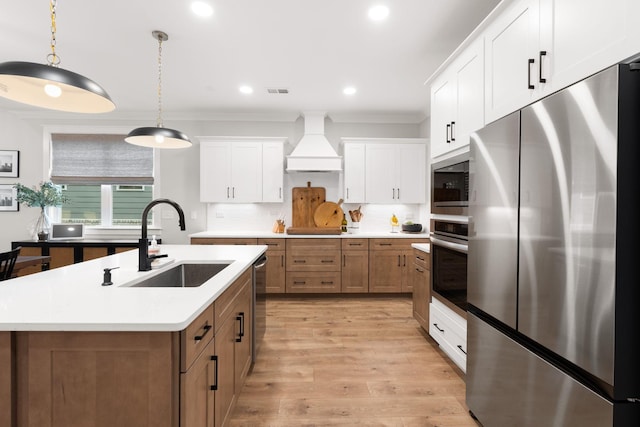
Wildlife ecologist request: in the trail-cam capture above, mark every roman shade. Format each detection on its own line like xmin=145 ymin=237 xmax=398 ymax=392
xmin=51 ymin=133 xmax=154 ymax=185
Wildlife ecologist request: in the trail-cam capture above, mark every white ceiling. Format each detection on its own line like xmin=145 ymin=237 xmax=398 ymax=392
xmin=0 ymin=0 xmax=500 ymax=122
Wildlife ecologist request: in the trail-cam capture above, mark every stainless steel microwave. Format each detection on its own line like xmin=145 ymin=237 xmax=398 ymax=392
xmin=431 ymin=154 xmax=469 ymax=215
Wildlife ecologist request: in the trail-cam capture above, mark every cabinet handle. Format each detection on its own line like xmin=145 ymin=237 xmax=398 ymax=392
xmin=446 ymin=123 xmax=451 ymax=144
xmin=397 ymin=255 xmax=401 ymax=267
xmin=232 ymin=187 xmax=235 ymax=198
xmin=380 ymin=243 xmax=392 ymax=246
xmin=346 ymin=188 xmax=350 ymax=199
xmin=457 ymin=345 xmax=467 ymax=355
xmin=539 ymin=51 xmax=547 ymax=83
xmin=527 ymin=58 xmax=535 ymax=89
xmin=433 ymin=323 xmax=445 ymax=333
xmin=392 ymin=188 xmax=396 ymax=199
xmin=226 ymin=187 xmax=230 ymax=198
xmin=396 ymin=188 xmax=400 ymax=200
xmin=403 ymin=254 xmax=406 ymax=267
xmin=343 ymin=254 xmax=346 ymax=267
xmin=210 ymin=355 xmax=218 ymax=391
xmin=281 ymin=255 xmax=284 ymax=267
xmin=415 ymin=267 xmax=424 ymax=273
xmin=349 ymin=243 xmax=362 ymax=247
xmin=451 ymin=121 xmax=456 ymax=142
xmin=321 ymin=259 xmax=334 ymax=263
xmin=294 ymin=280 xmax=306 ymax=284
xmin=194 ymin=323 xmax=212 ymax=342
xmin=294 ymin=259 xmax=306 ymax=263
xmin=236 ymin=312 xmax=245 ymax=342
xmin=321 ymin=281 xmax=334 ymax=285
xmin=417 ymin=256 xmax=425 ymax=261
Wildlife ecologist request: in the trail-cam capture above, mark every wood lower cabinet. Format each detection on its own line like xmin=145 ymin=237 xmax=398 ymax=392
xmin=13 ymin=268 xmax=254 ymax=427
xmin=411 ymin=248 xmax=431 ymax=331
xmin=369 ymin=239 xmax=428 ymax=293
xmin=0 ymin=332 xmax=12 ymax=427
xmin=341 ymin=239 xmax=369 ymax=293
xmin=258 ymin=238 xmax=285 ymax=293
xmin=286 ymin=239 xmax=341 ymax=293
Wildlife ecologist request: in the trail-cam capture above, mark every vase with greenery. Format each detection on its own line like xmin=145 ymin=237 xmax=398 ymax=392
xmin=14 ymin=181 xmax=67 ymax=241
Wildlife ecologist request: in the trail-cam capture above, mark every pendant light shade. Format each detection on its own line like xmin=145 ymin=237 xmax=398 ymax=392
xmin=0 ymin=0 xmax=114 ymax=113
xmin=125 ymin=31 xmax=191 ymax=149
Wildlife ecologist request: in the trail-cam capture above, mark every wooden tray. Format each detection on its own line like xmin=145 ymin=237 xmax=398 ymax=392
xmin=291 ymin=182 xmax=325 ymax=228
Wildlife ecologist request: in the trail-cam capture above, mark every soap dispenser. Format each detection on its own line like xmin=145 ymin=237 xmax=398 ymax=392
xmin=149 ymin=235 xmax=160 ymax=255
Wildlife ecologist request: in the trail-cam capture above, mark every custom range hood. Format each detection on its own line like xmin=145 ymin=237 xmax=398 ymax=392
xmin=286 ymin=112 xmax=342 ymax=172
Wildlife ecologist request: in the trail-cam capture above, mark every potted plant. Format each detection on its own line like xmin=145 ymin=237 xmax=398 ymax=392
xmin=14 ymin=181 xmax=67 ymax=241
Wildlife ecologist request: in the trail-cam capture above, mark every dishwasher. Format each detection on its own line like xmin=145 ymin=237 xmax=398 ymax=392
xmin=252 ymin=254 xmax=267 ymax=363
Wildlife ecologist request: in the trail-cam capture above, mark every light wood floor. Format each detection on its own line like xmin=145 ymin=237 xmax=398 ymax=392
xmin=229 ymin=296 xmax=480 ymax=427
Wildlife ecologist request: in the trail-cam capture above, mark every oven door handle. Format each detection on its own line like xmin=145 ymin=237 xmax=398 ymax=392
xmin=430 ymin=236 xmax=468 ymax=254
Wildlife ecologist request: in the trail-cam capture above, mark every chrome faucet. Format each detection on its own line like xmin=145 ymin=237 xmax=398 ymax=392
xmin=139 ymin=198 xmax=186 ymax=271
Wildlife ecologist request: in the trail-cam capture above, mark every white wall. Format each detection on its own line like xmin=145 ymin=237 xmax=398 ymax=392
xmin=0 ymin=111 xmax=426 ymax=250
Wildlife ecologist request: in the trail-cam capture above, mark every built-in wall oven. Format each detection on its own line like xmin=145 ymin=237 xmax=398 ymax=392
xmin=431 ymin=219 xmax=468 ymax=315
xmin=431 ymin=153 xmax=469 ymax=216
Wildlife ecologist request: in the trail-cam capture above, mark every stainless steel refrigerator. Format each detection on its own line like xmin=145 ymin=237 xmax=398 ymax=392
xmin=467 ymin=63 xmax=640 ymax=426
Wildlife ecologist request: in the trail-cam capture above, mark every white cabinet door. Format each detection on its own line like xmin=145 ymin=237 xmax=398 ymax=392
xmin=365 ymin=144 xmax=397 ymax=203
xmin=485 ymin=0 xmax=541 ymax=123
xmin=540 ymin=0 xmax=634 ymax=95
xmin=396 ymin=144 xmax=425 ymax=204
xmin=343 ymin=143 xmax=366 ymax=203
xmin=200 ymin=141 xmax=231 ymax=202
xmin=229 ymin=143 xmax=262 ymax=203
xmin=262 ymin=142 xmax=284 ymax=202
xmin=430 ymin=77 xmax=455 ymax=159
xmin=454 ymin=39 xmax=484 ymax=147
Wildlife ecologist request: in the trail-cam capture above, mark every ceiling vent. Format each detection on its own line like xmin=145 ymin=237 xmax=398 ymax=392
xmin=267 ymin=88 xmax=289 ymax=94
xmin=286 ymin=112 xmax=342 ymax=172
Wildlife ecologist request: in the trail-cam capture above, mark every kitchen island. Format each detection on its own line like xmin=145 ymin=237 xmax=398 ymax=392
xmin=0 ymin=244 xmax=266 ymax=427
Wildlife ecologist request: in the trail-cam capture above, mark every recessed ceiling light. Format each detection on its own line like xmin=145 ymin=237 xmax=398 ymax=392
xmin=191 ymin=1 xmax=213 ymax=17
xmin=343 ymin=86 xmax=357 ymax=96
xmin=368 ymin=5 xmax=389 ymax=21
xmin=239 ymin=85 xmax=254 ymax=95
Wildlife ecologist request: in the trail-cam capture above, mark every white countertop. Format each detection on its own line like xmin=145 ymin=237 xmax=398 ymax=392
xmin=190 ymin=230 xmax=430 ymax=239
xmin=411 ymin=243 xmax=431 ymax=253
xmin=0 ymin=244 xmax=266 ymax=332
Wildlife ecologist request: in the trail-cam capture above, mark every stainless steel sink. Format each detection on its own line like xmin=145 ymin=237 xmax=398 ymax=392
xmin=129 ymin=262 xmax=231 ymax=288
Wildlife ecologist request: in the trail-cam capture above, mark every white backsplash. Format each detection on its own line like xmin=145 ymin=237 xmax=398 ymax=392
xmin=206 ymin=173 xmax=427 ymax=233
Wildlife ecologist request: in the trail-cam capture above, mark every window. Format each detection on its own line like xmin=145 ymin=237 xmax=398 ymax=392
xmin=50 ymin=133 xmax=154 ymax=226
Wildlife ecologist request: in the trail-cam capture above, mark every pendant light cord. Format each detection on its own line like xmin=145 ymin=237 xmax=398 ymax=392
xmin=47 ymin=0 xmax=60 ymax=67
xmin=156 ymin=34 xmax=164 ymax=128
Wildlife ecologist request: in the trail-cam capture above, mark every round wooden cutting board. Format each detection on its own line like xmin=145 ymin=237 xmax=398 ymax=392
xmin=313 ymin=199 xmax=344 ymax=228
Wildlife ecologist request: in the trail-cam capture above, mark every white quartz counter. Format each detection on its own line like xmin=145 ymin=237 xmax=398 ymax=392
xmin=411 ymin=243 xmax=431 ymax=253
xmin=0 ymin=244 xmax=266 ymax=332
xmin=190 ymin=230 xmax=430 ymax=239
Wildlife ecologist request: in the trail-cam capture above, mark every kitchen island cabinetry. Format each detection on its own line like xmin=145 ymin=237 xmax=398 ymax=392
xmin=258 ymin=238 xmax=286 ymax=293
xmin=286 ymin=239 xmax=341 ymax=293
xmin=369 ymin=239 xmax=428 ymax=293
xmin=411 ymin=247 xmax=431 ymax=331
xmin=199 ymin=137 xmax=286 ymax=203
xmin=341 ymin=239 xmax=369 ymax=293
xmin=365 ymin=141 xmax=426 ymax=204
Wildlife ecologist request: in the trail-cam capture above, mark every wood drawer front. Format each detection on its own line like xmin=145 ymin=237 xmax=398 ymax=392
xmin=191 ymin=238 xmax=258 ymax=245
xmin=258 ymin=238 xmax=285 ymax=250
xmin=214 ymin=269 xmax=252 ymax=330
xmin=429 ymin=301 xmax=467 ymax=372
xmin=413 ymin=248 xmax=430 ymax=270
xmin=181 ymin=304 xmax=215 ymax=372
xmin=370 ymin=238 xmax=428 ymax=250
xmin=341 ymin=239 xmax=368 ymax=251
xmin=286 ymin=238 xmax=341 ymax=252
xmin=286 ymin=253 xmax=341 ymax=272
xmin=286 ymin=272 xmax=341 ymax=293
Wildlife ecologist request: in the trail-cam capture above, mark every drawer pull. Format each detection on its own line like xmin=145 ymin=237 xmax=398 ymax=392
xmin=321 ymin=281 xmax=334 ymax=285
xmin=321 ymin=259 xmax=334 ymax=263
xmin=210 ymin=355 xmax=218 ymax=391
xmin=416 ymin=256 xmax=425 ymax=261
xmin=457 ymin=345 xmax=467 ymax=355
xmin=415 ymin=267 xmax=424 ymax=273
xmin=294 ymin=259 xmax=306 ymax=263
xmin=380 ymin=243 xmax=392 ymax=246
xmin=294 ymin=281 xmax=306 ymax=285
xmin=194 ymin=323 xmax=212 ymax=342
xmin=348 ymin=243 xmax=362 ymax=247
xmin=433 ymin=323 xmax=445 ymax=333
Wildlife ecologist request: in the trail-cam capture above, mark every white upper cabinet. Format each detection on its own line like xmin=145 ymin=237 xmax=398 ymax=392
xmin=343 ymin=142 xmax=366 ymax=203
xmin=199 ymin=137 xmax=286 ymax=203
xmin=483 ymin=0 xmax=638 ymax=124
xmin=364 ymin=140 xmax=426 ymax=204
xmin=484 ymin=0 xmax=541 ymax=123
xmin=431 ymin=38 xmax=485 ymax=160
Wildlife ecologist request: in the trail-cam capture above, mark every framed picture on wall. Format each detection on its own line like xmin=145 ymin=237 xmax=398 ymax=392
xmin=0 ymin=184 xmax=18 ymax=211
xmin=0 ymin=150 xmax=19 ymax=178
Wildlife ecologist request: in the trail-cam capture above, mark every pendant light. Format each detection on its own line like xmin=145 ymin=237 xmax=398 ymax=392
xmin=0 ymin=0 xmax=115 ymax=113
xmin=125 ymin=31 xmax=191 ymax=149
